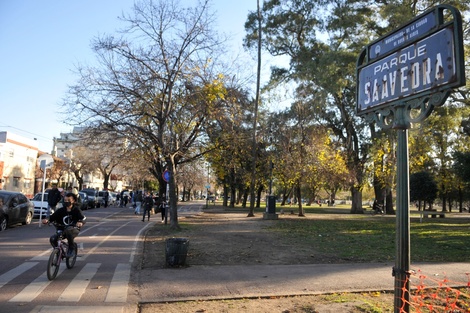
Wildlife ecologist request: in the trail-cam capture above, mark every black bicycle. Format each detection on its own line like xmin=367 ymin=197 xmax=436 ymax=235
xmin=46 ymin=224 xmax=78 ymax=280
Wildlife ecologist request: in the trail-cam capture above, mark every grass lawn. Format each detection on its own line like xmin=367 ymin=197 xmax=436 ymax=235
xmin=222 ymin=202 xmax=470 ymax=263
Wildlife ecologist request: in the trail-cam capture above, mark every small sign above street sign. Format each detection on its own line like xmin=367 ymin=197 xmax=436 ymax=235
xmin=369 ymin=11 xmax=436 ymax=60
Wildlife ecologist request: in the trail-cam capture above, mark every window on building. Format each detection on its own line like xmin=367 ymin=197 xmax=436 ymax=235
xmin=24 ymin=179 xmax=31 ymax=189
xmin=8 ymin=149 xmax=14 ymax=158
xmin=13 ymin=177 xmax=20 ymax=187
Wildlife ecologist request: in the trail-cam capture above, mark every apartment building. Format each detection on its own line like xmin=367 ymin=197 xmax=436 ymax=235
xmin=0 ymin=131 xmax=38 ymax=198
xmin=52 ymin=127 xmax=106 ymax=190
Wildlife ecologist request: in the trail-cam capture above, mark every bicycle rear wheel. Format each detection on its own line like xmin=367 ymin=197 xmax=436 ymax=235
xmin=47 ymin=248 xmax=61 ymax=280
xmin=66 ymin=243 xmax=77 ymax=269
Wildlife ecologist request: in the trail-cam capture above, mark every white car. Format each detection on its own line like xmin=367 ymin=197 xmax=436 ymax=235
xmin=31 ymin=192 xmax=62 ymax=218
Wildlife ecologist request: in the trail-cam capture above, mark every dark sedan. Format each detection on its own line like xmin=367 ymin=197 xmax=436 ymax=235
xmin=0 ymin=190 xmax=34 ymax=231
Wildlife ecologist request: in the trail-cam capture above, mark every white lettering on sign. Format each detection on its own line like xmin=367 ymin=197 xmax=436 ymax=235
xmin=373 ymin=44 xmax=427 ymax=76
xmin=363 ymin=53 xmax=443 ymax=106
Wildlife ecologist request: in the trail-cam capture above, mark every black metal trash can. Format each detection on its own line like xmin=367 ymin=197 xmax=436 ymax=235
xmin=267 ymin=195 xmax=276 ymax=214
xmin=165 ymin=237 xmax=189 ymax=267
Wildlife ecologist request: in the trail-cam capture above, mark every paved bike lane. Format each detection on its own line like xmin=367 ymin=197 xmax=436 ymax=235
xmin=134 ymin=262 xmax=470 ymax=304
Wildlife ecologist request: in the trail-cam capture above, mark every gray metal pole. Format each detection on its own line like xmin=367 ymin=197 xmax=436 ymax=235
xmin=394 ymin=127 xmax=410 ymax=312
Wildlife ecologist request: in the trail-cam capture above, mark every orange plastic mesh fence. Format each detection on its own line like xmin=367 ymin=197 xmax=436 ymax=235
xmin=397 ymin=269 xmax=470 ymax=312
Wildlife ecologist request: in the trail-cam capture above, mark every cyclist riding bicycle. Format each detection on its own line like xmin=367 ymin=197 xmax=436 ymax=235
xmin=42 ymin=192 xmax=86 ymax=257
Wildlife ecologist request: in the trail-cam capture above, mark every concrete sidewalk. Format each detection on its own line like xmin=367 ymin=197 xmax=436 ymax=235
xmin=135 ymin=262 xmax=470 ymax=303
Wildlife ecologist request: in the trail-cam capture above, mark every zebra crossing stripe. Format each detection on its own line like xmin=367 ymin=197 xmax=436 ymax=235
xmin=105 ymin=263 xmax=131 ymax=303
xmin=0 ymin=262 xmax=38 ymax=289
xmin=9 ymin=267 xmax=66 ymax=302
xmin=58 ymin=263 xmax=101 ymax=302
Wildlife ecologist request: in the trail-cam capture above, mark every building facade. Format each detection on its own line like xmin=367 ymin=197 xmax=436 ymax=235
xmin=0 ymin=131 xmax=38 ymax=198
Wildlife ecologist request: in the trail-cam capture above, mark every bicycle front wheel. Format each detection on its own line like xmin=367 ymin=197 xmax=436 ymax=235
xmin=47 ymin=248 xmax=61 ymax=280
xmin=66 ymin=243 xmax=77 ymax=269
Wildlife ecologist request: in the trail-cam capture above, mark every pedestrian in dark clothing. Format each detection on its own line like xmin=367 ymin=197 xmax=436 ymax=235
xmin=103 ymin=189 xmax=109 ymax=208
xmin=142 ymin=193 xmax=154 ymax=222
xmin=159 ymin=196 xmax=166 ymax=223
xmin=47 ymin=184 xmax=62 ymax=219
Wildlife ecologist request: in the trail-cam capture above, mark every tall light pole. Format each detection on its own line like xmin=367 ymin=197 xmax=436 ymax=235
xmin=205 ymin=162 xmax=210 ymax=209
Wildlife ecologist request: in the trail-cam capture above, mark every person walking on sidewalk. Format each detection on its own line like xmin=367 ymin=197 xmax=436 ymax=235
xmin=158 ymin=195 xmax=166 ymax=223
xmin=134 ymin=190 xmax=143 ymax=215
xmin=142 ymin=192 xmax=153 ymax=222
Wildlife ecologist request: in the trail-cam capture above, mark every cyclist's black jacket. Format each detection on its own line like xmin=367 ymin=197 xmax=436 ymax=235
xmin=49 ymin=204 xmax=86 ymax=230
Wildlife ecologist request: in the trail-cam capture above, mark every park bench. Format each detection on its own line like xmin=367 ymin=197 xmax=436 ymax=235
xmin=420 ymin=210 xmax=445 ymax=222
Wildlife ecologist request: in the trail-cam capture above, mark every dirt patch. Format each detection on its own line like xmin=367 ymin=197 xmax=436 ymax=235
xmin=139 ymin=208 xmax=394 ymax=312
xmin=141 ymin=210 xmax=346 ymax=268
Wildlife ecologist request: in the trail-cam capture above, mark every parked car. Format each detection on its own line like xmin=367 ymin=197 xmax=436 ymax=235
xmin=109 ymin=192 xmax=117 ymax=206
xmin=0 ymin=190 xmax=34 ymax=231
xmin=80 ymin=189 xmax=99 ymax=208
xmin=78 ymin=192 xmax=91 ymax=210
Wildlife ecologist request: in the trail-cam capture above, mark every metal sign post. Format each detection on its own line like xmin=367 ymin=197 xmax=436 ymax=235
xmin=38 ymin=154 xmax=54 ymax=228
xmin=162 ymin=170 xmax=170 ymax=224
xmin=356 ymin=5 xmax=465 ymax=313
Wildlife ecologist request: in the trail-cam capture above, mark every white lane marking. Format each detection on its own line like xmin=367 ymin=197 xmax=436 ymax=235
xmin=30 ymin=250 xmax=50 ymax=261
xmin=105 ymin=263 xmax=131 ymax=303
xmin=130 ymin=222 xmax=152 ymax=263
xmin=9 ymin=267 xmax=66 ymax=302
xmin=58 ymin=263 xmax=100 ymax=302
xmin=81 ymin=221 xmax=133 ymax=261
xmin=0 ymin=262 xmax=38 ymax=289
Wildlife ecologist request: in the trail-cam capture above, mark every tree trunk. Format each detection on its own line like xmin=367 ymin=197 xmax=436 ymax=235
xmin=242 ymin=188 xmax=249 ymax=208
xmin=458 ymin=186 xmax=463 ymax=213
xmin=350 ymin=185 xmax=363 ymax=214
xmin=223 ymin=185 xmax=229 ymax=207
xmin=442 ymin=193 xmax=447 ymax=212
xmin=385 ymin=188 xmax=395 ymax=215
xmin=256 ymin=185 xmax=263 ymax=208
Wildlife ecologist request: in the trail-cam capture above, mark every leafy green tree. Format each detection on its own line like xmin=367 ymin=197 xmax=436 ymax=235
xmin=245 ymin=0 xmax=377 ymax=213
xmin=245 ymin=0 xmax=470 ymax=215
xmin=410 ymin=171 xmax=438 ymax=210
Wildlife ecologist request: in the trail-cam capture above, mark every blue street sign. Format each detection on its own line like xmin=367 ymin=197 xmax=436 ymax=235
xmin=358 ymin=27 xmax=456 ymax=112
xmin=163 ymin=170 xmax=170 ymax=182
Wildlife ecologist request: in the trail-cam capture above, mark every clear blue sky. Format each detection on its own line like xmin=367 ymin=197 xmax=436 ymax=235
xmin=0 ymin=0 xmax=259 ymax=152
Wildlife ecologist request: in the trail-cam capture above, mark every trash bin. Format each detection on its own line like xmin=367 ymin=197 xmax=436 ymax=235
xmin=165 ymin=237 xmax=189 ymax=267
xmin=267 ymin=195 xmax=276 ymax=214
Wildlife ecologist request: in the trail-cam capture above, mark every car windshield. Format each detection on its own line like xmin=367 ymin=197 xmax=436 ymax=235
xmin=33 ymin=193 xmax=48 ymax=201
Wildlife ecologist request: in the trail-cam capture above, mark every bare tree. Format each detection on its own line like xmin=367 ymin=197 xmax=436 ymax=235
xmin=62 ymin=0 xmax=230 ymax=229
